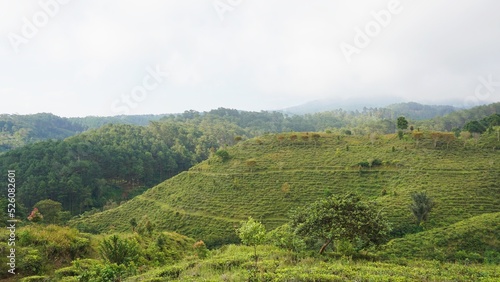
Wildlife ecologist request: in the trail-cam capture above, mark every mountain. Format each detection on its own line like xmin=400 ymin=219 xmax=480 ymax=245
xmin=72 ymin=130 xmax=500 ymax=247
xmin=281 ymin=96 xmax=404 ymax=115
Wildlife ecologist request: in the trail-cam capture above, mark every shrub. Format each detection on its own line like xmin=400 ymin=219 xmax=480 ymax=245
xmin=215 ymin=150 xmax=230 ymax=162
xmin=99 ymin=235 xmax=140 ymax=265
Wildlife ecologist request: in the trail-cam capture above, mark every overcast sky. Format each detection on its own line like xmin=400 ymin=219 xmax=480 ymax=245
xmin=1 ymin=0 xmax=500 ymax=117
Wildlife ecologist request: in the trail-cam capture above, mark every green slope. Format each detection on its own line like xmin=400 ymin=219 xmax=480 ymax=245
xmin=382 ymin=212 xmax=500 ymax=262
xmin=72 ymin=132 xmax=500 ymax=246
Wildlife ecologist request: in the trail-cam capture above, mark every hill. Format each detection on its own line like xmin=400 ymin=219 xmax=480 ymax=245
xmin=382 ymin=212 xmax=500 ymax=262
xmin=72 ymin=130 xmax=500 ymax=247
xmin=0 ymin=113 xmax=86 ymax=152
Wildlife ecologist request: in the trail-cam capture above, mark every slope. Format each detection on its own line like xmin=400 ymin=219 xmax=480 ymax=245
xmin=382 ymin=212 xmax=500 ymax=262
xmin=72 ymin=131 xmax=500 ymax=246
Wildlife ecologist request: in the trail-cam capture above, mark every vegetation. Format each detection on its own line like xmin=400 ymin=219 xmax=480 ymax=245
xmin=1 ymin=103 xmax=500 ymax=280
xmin=72 ymin=128 xmax=500 ymax=248
xmin=290 ymin=193 xmax=390 ymax=254
xmin=0 ymin=113 xmax=85 ymax=152
xmin=409 ymin=191 xmax=436 ymax=225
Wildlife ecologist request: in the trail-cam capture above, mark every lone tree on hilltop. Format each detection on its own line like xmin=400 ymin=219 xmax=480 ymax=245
xmin=410 ymin=191 xmax=435 ymax=226
xmin=397 ymin=116 xmax=409 ymax=131
xmin=290 ymin=193 xmax=390 ymax=254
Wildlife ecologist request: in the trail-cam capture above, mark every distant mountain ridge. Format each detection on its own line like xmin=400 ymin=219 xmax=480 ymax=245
xmin=1 ymin=102 xmax=497 ymax=153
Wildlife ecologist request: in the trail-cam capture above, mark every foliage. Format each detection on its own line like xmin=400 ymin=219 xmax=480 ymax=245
xmin=409 ymin=191 xmax=435 ymax=225
xmin=193 ymin=240 xmax=209 ymax=258
xmin=73 ymin=259 xmax=132 ymax=282
xmin=0 ymin=113 xmax=86 ymax=152
xmin=72 ymin=131 xmax=500 ymax=247
xmin=27 ymin=207 xmax=43 ymax=222
xmin=266 ymin=224 xmax=306 ymax=253
xmin=33 ymin=199 xmax=65 ymax=224
xmin=237 ymin=217 xmax=267 ymax=251
xmin=397 ymin=116 xmax=409 ymax=130
xmin=215 ymin=149 xmax=230 ymax=162
xmin=98 ymin=235 xmax=140 ymax=265
xmin=290 ymin=193 xmax=391 ymax=254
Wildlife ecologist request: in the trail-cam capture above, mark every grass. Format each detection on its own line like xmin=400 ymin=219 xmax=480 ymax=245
xmin=71 ymin=132 xmax=500 ymax=248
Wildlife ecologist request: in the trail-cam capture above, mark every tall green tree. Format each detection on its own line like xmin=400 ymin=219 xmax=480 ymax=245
xmin=291 ymin=193 xmax=390 ymax=254
xmin=410 ymin=191 xmax=435 ymax=225
xmin=33 ymin=199 xmax=63 ymax=224
xmin=397 ymin=116 xmax=409 ymax=130
xmin=237 ymin=217 xmax=266 ymax=267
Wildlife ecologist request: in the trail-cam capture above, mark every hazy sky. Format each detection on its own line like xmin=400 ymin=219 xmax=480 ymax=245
xmin=1 ymin=0 xmax=500 ymax=117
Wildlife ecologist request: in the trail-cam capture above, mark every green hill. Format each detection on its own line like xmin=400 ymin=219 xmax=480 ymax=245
xmin=0 ymin=113 xmax=86 ymax=152
xmin=382 ymin=212 xmax=500 ymax=263
xmin=72 ymin=131 xmax=500 ymax=247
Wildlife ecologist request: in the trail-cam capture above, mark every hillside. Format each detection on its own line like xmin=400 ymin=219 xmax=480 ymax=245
xmin=382 ymin=212 xmax=500 ymax=262
xmin=72 ymin=131 xmax=500 ymax=247
xmin=0 ymin=113 xmax=86 ymax=152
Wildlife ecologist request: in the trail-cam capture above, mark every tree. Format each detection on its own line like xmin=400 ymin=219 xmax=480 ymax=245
xmin=464 ymin=121 xmax=486 ymax=134
xmin=441 ymin=132 xmax=455 ymax=148
xmin=301 ymin=135 xmax=309 ymax=144
xmin=311 ymin=133 xmax=321 ymax=145
xmin=99 ymin=235 xmax=140 ymax=265
xmin=27 ymin=207 xmax=43 ymax=223
xmin=266 ymin=224 xmax=305 ymax=253
xmin=412 ymin=132 xmax=424 ymax=148
xmin=129 ymin=218 xmax=137 ymax=232
xmin=33 ymin=199 xmax=63 ymax=224
xmin=430 ymin=132 xmax=442 ymax=148
xmin=215 ymin=149 xmax=230 ymax=162
xmin=290 ymin=193 xmax=390 ymax=254
xmin=397 ymin=116 xmax=408 ymax=131
xmin=397 ymin=130 xmax=404 ymax=140
xmin=237 ymin=217 xmax=266 ymax=267
xmin=409 ymin=191 xmax=435 ymax=225
xmin=460 ymin=131 xmax=471 ymax=148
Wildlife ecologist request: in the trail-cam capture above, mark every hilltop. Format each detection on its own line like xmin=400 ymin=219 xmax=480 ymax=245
xmin=72 ymin=130 xmax=500 ymax=247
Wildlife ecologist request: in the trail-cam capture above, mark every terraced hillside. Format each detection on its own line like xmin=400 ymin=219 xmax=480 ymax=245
xmin=72 ymin=132 xmax=500 ymax=246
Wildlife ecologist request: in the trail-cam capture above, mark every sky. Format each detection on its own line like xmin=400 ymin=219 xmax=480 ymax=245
xmin=1 ymin=0 xmax=500 ymax=117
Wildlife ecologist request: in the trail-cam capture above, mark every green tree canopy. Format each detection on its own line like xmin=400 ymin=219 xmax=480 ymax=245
xmin=237 ymin=217 xmax=266 ymax=266
xmin=290 ymin=193 xmax=390 ymax=254
xmin=397 ymin=116 xmax=409 ymax=130
xmin=34 ymin=199 xmax=63 ymax=224
xmin=410 ymin=191 xmax=436 ymax=225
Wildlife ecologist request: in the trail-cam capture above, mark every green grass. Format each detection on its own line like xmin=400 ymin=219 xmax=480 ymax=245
xmin=71 ymin=132 xmax=500 ymax=247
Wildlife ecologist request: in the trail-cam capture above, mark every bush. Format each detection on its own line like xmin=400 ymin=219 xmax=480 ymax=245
xmin=99 ymin=235 xmax=140 ymax=265
xmin=215 ymin=150 xmax=230 ymax=162
xmin=358 ymin=161 xmax=370 ymax=168
xmin=18 ymin=249 xmax=44 ymax=276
